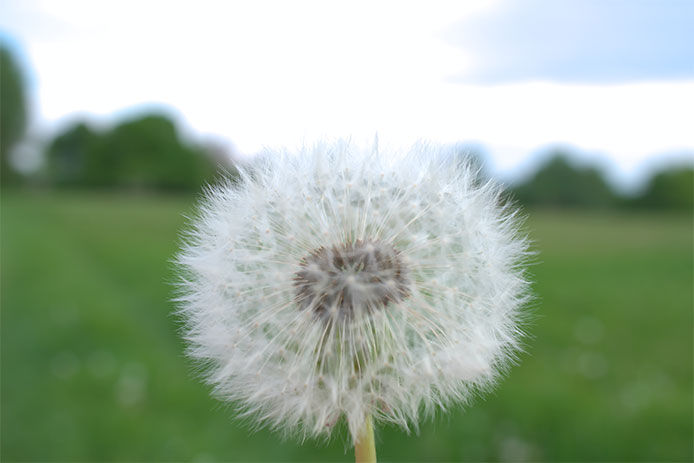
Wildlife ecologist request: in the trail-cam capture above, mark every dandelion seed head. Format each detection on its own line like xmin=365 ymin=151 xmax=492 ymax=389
xmin=175 ymin=140 xmax=531 ymax=442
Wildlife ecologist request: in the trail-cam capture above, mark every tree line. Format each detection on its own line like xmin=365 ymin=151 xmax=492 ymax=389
xmin=2 ymin=45 xmax=691 ymax=209
xmin=510 ymin=153 xmax=693 ymax=211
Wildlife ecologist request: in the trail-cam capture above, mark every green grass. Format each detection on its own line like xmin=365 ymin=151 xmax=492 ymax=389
xmin=2 ymin=192 xmax=692 ymax=462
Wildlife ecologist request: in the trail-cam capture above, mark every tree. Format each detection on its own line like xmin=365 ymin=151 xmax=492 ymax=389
xmin=512 ymin=151 xmax=618 ymax=208
xmin=104 ymin=114 xmax=214 ymax=190
xmin=632 ymin=165 xmax=693 ymax=211
xmin=44 ymin=113 xmax=220 ymax=190
xmin=45 ymin=123 xmax=102 ymax=186
xmin=0 ymin=45 xmax=28 ymax=185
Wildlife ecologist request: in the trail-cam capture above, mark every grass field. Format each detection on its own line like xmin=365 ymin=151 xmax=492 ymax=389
xmin=2 ymin=191 xmax=692 ymax=462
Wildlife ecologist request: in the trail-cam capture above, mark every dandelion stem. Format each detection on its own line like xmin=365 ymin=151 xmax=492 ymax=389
xmin=354 ymin=415 xmax=377 ymax=463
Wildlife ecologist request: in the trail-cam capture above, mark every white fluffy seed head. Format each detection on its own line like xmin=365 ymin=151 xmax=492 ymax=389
xmin=174 ymin=140 xmax=532 ymax=442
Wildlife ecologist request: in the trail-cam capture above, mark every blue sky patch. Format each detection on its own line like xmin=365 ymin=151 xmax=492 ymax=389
xmin=445 ymin=0 xmax=694 ymax=84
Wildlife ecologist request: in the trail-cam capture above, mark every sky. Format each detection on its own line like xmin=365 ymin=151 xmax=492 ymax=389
xmin=1 ymin=0 xmax=693 ymax=191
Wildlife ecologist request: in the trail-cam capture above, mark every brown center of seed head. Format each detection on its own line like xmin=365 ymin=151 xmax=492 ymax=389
xmin=293 ymin=239 xmax=410 ymax=320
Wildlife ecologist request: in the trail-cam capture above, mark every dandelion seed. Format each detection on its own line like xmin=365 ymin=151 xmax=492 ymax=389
xmin=175 ymin=140 xmax=531 ymax=455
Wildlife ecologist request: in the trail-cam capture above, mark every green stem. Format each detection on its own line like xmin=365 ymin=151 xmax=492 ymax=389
xmin=354 ymin=415 xmax=377 ymax=463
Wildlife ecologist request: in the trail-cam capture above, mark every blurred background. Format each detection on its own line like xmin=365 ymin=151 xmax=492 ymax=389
xmin=1 ymin=1 xmax=692 ymax=461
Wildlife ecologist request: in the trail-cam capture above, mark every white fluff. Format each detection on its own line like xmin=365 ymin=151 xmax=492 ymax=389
xmin=175 ymin=140 xmax=531 ymax=442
